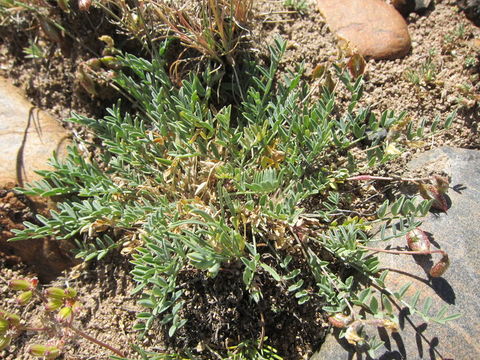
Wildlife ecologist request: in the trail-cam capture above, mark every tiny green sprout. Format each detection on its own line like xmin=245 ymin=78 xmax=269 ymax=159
xmin=28 ymin=344 xmax=61 ymax=359
xmin=9 ymin=278 xmax=38 ymax=291
xmin=45 ymin=298 xmax=64 ymax=312
xmin=0 ymin=318 xmax=9 ymax=333
xmin=63 ymin=288 xmax=78 ymax=299
xmin=0 ymin=310 xmax=20 ymax=327
xmin=0 ymin=336 xmax=11 ymax=351
xmin=56 ymin=307 xmax=73 ymax=323
xmin=44 ymin=287 xmax=67 ymax=300
xmin=1 ymin=279 xmax=124 ymax=358
xmin=17 ymin=290 xmax=34 ymax=305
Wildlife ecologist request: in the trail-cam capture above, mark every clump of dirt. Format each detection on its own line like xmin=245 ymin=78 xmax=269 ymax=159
xmin=0 ymin=185 xmax=76 ymax=282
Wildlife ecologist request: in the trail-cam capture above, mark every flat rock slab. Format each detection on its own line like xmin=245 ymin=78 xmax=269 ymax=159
xmin=0 ymin=76 xmax=70 ymax=187
xmin=312 ymin=147 xmax=480 ymax=359
xmin=459 ymin=0 xmax=480 ymax=26
xmin=317 ymin=0 xmax=411 ymax=59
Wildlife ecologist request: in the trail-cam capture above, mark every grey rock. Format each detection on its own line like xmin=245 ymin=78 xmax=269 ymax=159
xmin=458 ymin=0 xmax=480 ymax=27
xmin=312 ymin=147 xmax=480 ymax=359
xmin=393 ymin=0 xmax=433 ymax=17
xmin=0 ymin=76 xmax=70 ymax=187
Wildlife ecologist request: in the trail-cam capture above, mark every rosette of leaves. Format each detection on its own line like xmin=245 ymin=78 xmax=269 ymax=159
xmin=11 ymin=38 xmax=458 ymax=357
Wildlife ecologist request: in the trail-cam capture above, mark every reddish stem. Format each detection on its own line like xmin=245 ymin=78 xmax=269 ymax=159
xmin=358 ymin=245 xmax=446 ymax=257
xmin=66 ymin=324 xmax=125 ymax=357
xmin=33 ymin=288 xmax=125 ymax=358
xmin=347 ymin=175 xmax=430 ymax=182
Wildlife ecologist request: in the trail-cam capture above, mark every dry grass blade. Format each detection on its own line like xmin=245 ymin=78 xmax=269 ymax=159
xmin=152 ymin=0 xmax=252 ymax=65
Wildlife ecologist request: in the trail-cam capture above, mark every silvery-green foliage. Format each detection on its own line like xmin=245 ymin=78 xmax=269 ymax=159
xmin=11 ymin=37 xmax=458 ymax=355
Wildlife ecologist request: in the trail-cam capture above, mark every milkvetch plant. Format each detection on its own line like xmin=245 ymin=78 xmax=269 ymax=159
xmin=10 ymin=37 xmax=460 ymax=358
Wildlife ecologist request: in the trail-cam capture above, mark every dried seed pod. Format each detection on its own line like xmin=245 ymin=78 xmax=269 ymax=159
xmin=78 ymin=0 xmax=91 ymax=11
xmin=322 ymin=71 xmax=335 ymax=93
xmin=312 ymin=63 xmax=327 ymax=79
xmin=100 ymin=56 xmax=121 ymax=70
xmin=76 ymin=66 xmax=97 ymax=96
xmin=419 ymin=183 xmax=448 ymax=212
xmin=432 ymin=175 xmax=450 ymax=193
xmin=347 ymin=54 xmax=366 ymax=79
xmin=430 ymin=254 xmax=450 ymax=277
xmin=406 ymin=228 xmax=431 ymax=252
xmin=57 ymin=0 xmax=70 ymax=12
xmin=328 ymin=313 xmax=353 ymax=328
xmin=345 ymin=324 xmax=364 ymax=345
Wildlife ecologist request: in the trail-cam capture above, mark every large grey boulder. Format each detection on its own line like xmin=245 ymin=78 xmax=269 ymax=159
xmin=312 ymin=147 xmax=480 ymax=359
xmin=0 ymin=76 xmax=70 ymax=187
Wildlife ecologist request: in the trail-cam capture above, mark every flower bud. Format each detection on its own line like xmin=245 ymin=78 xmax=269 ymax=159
xmin=63 ymin=288 xmax=77 ymax=299
xmin=45 ymin=298 xmax=63 ymax=312
xmin=0 ymin=319 xmax=9 ymax=334
xmin=0 ymin=336 xmax=11 ymax=351
xmin=406 ymin=228 xmax=431 ymax=252
xmin=28 ymin=344 xmax=61 ymax=359
xmin=9 ymin=279 xmax=34 ymax=291
xmin=0 ymin=311 xmax=20 ymax=327
xmin=56 ymin=307 xmax=73 ymax=323
xmin=17 ymin=290 xmax=33 ymax=305
xmin=44 ymin=287 xmax=66 ymax=300
xmin=429 ymin=254 xmax=450 ymax=278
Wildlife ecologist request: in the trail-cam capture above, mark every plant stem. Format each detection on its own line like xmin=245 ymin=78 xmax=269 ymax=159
xmin=347 ymin=175 xmax=430 ymax=182
xmin=358 ymin=245 xmax=446 ymax=257
xmin=66 ymin=324 xmax=125 ymax=357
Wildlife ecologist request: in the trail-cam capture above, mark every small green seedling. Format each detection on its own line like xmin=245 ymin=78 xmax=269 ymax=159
xmin=1 ymin=278 xmax=124 ymax=359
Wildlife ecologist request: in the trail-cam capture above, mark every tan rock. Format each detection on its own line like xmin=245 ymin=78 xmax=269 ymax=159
xmin=0 ymin=76 xmax=70 ymax=187
xmin=317 ymin=0 xmax=411 ymax=59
